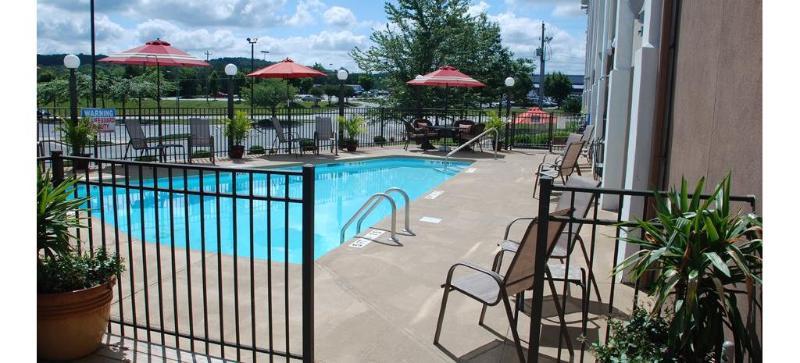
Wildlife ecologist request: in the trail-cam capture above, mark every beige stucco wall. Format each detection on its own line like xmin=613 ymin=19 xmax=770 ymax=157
xmin=666 ymin=0 xmax=762 ymax=207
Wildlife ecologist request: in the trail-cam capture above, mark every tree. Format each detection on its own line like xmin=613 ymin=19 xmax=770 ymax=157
xmin=342 ymin=85 xmax=355 ymax=103
xmin=351 ymin=0 xmax=533 ymax=108
xmin=109 ymin=78 xmax=134 ymax=119
xmin=561 ymin=95 xmax=582 ymax=114
xmin=37 ymin=79 xmax=68 ymax=108
xmin=309 ymin=86 xmax=324 ymax=107
xmin=323 ymin=84 xmax=339 ymax=106
xmin=208 ymin=70 xmax=219 ymax=98
xmin=543 ymin=72 xmax=572 ymax=106
xmin=246 ymin=79 xmax=296 ymax=117
xmin=357 ymin=74 xmax=375 ymax=91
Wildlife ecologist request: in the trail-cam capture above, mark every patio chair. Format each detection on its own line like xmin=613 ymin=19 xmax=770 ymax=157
xmin=403 ymin=120 xmax=438 ymax=150
xmin=541 ymin=132 xmax=582 ymax=167
xmin=123 ymin=118 xmax=184 ymax=162
xmin=434 ymin=209 xmax=574 ymax=362
xmin=188 ymin=118 xmax=215 ymax=164
xmin=579 ymin=124 xmax=595 ymax=163
xmin=271 ymin=117 xmax=299 ymax=154
xmin=495 ymin=176 xmax=603 ymax=303
xmin=533 ymin=139 xmax=585 ymax=198
xmin=314 ymin=116 xmax=337 ymax=155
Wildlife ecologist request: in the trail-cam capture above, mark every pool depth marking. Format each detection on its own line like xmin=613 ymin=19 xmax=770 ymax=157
xmin=420 ymin=216 xmax=442 ymax=224
xmin=425 ymin=190 xmax=444 ymax=199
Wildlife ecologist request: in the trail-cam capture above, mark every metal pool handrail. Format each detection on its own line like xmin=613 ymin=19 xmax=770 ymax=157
xmin=444 ymin=127 xmax=499 ymax=166
xmin=340 ymin=193 xmax=398 ymax=244
xmin=356 ymin=187 xmax=414 ymax=236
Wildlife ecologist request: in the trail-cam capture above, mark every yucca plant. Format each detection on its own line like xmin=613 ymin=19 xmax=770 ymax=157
xmin=59 ymin=117 xmax=97 ymax=156
xmin=37 ymin=167 xmax=88 ymax=260
xmin=614 ymin=174 xmax=761 ymax=362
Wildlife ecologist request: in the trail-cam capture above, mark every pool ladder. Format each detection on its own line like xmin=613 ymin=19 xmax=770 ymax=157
xmin=340 ymin=187 xmax=414 ymax=244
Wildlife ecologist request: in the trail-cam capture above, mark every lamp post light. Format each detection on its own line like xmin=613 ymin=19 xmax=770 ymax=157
xmin=337 ymin=68 xmax=349 ymax=117
xmin=247 ymin=37 xmax=258 ymax=117
xmin=261 ymin=50 xmax=269 ymax=61
xmin=64 ymin=54 xmax=80 ymax=124
xmin=504 ymin=76 xmax=515 ymax=119
xmin=415 ymin=74 xmax=423 ymax=117
xmin=225 ymin=63 xmax=238 ymax=153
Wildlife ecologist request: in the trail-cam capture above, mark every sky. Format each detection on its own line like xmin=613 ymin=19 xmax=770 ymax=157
xmin=37 ymin=0 xmax=587 ymax=74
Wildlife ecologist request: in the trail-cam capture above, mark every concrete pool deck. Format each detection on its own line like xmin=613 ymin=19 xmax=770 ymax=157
xmin=74 ymin=146 xmax=636 ymax=362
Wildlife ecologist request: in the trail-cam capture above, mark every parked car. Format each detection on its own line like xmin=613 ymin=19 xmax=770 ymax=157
xmin=37 ymin=109 xmax=62 ymax=123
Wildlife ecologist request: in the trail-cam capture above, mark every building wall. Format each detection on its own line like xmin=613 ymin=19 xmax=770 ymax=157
xmin=666 ymin=0 xmax=762 ymax=204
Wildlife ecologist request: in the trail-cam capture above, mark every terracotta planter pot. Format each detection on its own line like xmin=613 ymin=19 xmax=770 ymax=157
xmin=71 ymin=153 xmax=92 ymax=171
xmin=38 ymin=278 xmax=115 ymax=360
xmin=229 ymin=145 xmax=245 ymax=159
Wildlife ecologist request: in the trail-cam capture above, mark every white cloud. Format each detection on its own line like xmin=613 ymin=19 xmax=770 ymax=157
xmin=467 ymin=1 xmax=491 ymax=17
xmin=285 ymin=0 xmax=325 ymax=26
xmin=552 ymin=3 xmax=584 ymax=17
xmin=135 ymin=19 xmax=238 ymax=54
xmin=324 ymin=6 xmax=357 ymax=27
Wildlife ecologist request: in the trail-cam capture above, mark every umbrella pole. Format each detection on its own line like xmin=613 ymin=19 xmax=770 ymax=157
xmin=156 ymin=61 xmax=164 ymax=161
xmin=286 ymin=81 xmax=292 ymax=154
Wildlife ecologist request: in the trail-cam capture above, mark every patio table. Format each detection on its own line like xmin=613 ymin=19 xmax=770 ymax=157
xmin=429 ymin=125 xmax=458 ymax=152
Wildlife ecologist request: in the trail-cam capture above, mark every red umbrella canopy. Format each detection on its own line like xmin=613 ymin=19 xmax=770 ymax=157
xmin=98 ymin=39 xmax=209 ymax=67
xmin=407 ymin=65 xmax=485 ymax=88
xmin=247 ymin=58 xmax=327 ymax=79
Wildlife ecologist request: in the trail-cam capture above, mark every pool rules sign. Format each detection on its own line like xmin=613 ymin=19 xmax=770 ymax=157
xmin=81 ymin=108 xmax=116 ymax=133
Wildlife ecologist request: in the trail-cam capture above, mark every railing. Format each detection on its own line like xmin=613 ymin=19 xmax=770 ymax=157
xmin=356 ymin=187 xmax=414 ymax=236
xmin=37 ymin=106 xmax=494 ymax=161
xmin=445 ymin=127 xmax=499 ymax=166
xmin=524 ymin=176 xmax=760 ymax=362
xmin=339 ymin=189 xmax=411 ymax=244
xmin=39 ymin=151 xmax=316 ymax=362
xmin=508 ymin=113 xmax=587 ymax=150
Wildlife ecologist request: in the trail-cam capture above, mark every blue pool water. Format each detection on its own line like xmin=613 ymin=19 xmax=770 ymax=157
xmin=85 ymin=157 xmax=470 ymax=263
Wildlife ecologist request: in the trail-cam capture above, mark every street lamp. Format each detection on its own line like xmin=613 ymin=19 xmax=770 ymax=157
xmin=261 ymin=50 xmax=269 ymax=61
xmin=337 ymin=68 xmax=349 ymax=117
xmin=225 ymin=63 xmax=238 ymax=153
xmin=504 ymin=76 xmax=515 ymax=119
xmin=64 ymin=54 xmax=80 ymax=124
xmin=247 ymin=37 xmax=258 ymax=117
xmin=415 ymin=74 xmax=423 ymax=117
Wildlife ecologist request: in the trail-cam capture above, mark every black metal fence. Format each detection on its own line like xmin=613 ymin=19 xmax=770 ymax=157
xmin=39 ymin=151 xmax=316 ymax=362
xmin=37 ymin=106 xmax=497 ymax=161
xmin=507 ymin=113 xmax=587 ymax=151
xmin=526 ymin=176 xmax=760 ymax=362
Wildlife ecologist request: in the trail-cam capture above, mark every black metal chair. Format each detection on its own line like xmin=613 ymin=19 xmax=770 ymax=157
xmin=123 ymin=118 xmax=184 ymax=162
xmin=188 ymin=118 xmax=215 ymax=164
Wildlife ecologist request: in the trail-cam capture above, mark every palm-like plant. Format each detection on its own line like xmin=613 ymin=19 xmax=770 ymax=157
xmin=615 ymin=174 xmax=761 ymax=362
xmin=37 ymin=168 xmax=87 ymax=260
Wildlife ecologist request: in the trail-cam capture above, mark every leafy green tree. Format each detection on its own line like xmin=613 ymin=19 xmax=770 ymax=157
xmin=561 ymin=95 xmax=582 ymax=114
xmin=543 ymin=72 xmax=573 ymax=106
xmin=37 ymin=79 xmax=68 ymax=108
xmin=208 ymin=71 xmax=219 ymax=98
xmin=351 ymin=0 xmax=533 ymax=108
xmin=357 ymin=74 xmax=375 ymax=91
xmin=247 ymin=79 xmax=297 ymax=117
xmin=309 ymin=86 xmax=324 ymax=107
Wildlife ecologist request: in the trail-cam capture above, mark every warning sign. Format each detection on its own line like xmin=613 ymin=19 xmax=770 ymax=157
xmin=81 ymin=108 xmax=116 ymax=133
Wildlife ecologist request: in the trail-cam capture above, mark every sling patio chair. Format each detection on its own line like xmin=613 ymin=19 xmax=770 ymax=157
xmin=314 ymin=116 xmax=337 ymax=155
xmin=434 ymin=209 xmax=575 ymax=362
xmin=123 ymin=118 xmax=184 ymax=162
xmin=539 ymin=132 xmax=582 ymax=172
xmin=271 ymin=117 xmax=299 ymax=155
xmin=495 ymin=176 xmax=603 ymax=305
xmin=579 ymin=124 xmax=595 ymax=164
xmin=188 ymin=118 xmax=215 ymax=164
xmin=533 ymin=139 xmax=585 ymax=198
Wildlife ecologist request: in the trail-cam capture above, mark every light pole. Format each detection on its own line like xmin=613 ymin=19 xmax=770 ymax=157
xmin=64 ymin=54 xmax=80 ymax=125
xmin=415 ymin=74 xmax=423 ymax=117
xmin=504 ymin=76 xmax=515 ymax=119
xmin=225 ymin=63 xmax=238 ymax=154
xmin=90 ymin=0 xmax=96 ymax=107
xmin=337 ymin=68 xmax=349 ymax=117
xmin=247 ymin=37 xmax=258 ymax=117
xmin=261 ymin=50 xmax=270 ymax=61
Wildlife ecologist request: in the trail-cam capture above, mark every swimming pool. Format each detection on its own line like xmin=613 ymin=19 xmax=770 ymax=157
xmin=86 ymin=157 xmax=471 ymax=263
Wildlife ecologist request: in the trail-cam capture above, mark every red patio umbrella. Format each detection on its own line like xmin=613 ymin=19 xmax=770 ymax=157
xmin=99 ymin=39 xmax=209 ymax=145
xmin=247 ymin=58 xmax=326 ymax=153
xmin=407 ymin=65 xmax=485 ymax=125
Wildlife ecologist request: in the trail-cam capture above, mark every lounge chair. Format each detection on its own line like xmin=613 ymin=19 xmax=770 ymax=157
xmin=434 ymin=209 xmax=574 ymax=362
xmin=496 ymin=176 xmax=603 ymax=303
xmin=533 ymin=138 xmax=584 ymax=198
xmin=123 ymin=118 xmax=184 ymax=162
xmin=188 ymin=118 xmax=215 ymax=164
xmin=314 ymin=116 xmax=337 ymax=155
xmin=579 ymin=124 xmax=595 ymax=164
xmin=271 ymin=117 xmax=298 ymax=154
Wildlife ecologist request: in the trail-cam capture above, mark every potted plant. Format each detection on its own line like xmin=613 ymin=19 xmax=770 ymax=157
xmin=248 ymin=145 xmax=266 ymax=155
xmin=37 ymin=168 xmax=124 ymax=360
xmin=59 ymin=117 xmax=97 ymax=171
xmin=225 ymin=110 xmax=251 ymax=159
xmin=485 ymin=115 xmax=505 ymax=151
xmin=338 ymin=115 xmax=365 ymax=152
xmin=610 ymin=174 xmax=762 ymax=361
xmin=373 ymin=135 xmax=387 ymax=147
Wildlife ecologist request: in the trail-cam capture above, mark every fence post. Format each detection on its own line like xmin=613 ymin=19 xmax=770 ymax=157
xmin=527 ymin=176 xmax=552 ymax=363
xmin=301 ymin=164 xmax=315 ymax=363
xmin=547 ymin=113 xmax=554 ymax=153
xmin=51 ymin=151 xmax=64 ymax=186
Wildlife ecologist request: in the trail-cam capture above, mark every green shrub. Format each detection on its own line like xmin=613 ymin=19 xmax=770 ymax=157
xmin=337 ymin=115 xmax=365 ymax=141
xmin=38 ymin=248 xmax=124 ymax=294
xmin=225 ymin=110 xmax=252 ymax=145
xmin=191 ymin=150 xmax=212 ymax=159
xmin=248 ymin=145 xmax=266 ymax=155
xmin=591 ymin=308 xmax=674 ymax=362
xmin=298 ymin=139 xmax=316 ymax=151
xmin=59 ymin=117 xmax=97 ymax=155
xmin=561 ymin=95 xmax=582 ymax=114
xmin=485 ymin=115 xmax=505 ymax=139
xmin=373 ymin=136 xmax=387 ymax=144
